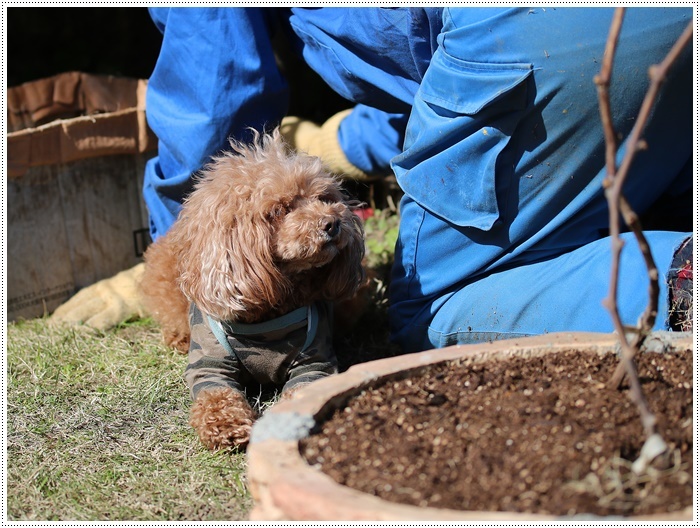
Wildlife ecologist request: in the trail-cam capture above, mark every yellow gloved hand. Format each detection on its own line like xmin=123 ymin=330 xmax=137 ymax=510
xmin=280 ymin=110 xmax=375 ymax=181
xmin=50 ymin=263 xmax=147 ymax=330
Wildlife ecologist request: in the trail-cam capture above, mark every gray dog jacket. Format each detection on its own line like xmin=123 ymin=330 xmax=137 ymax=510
xmin=185 ymin=301 xmax=337 ymax=400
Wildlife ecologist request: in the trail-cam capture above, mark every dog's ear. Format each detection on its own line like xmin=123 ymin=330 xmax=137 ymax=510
xmin=177 ymin=211 xmax=291 ymax=321
xmin=169 ymin=175 xmax=290 ymax=322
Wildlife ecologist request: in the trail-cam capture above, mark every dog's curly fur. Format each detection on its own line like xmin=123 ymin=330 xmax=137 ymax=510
xmin=188 ymin=387 xmax=257 ymax=450
xmin=141 ymin=130 xmax=366 ymax=449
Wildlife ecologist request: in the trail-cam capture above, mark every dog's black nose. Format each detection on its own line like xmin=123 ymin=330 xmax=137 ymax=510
xmin=323 ymin=219 xmax=341 ymax=239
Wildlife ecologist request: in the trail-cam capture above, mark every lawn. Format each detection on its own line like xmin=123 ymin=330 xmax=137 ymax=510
xmin=7 ymin=318 xmax=253 ymax=521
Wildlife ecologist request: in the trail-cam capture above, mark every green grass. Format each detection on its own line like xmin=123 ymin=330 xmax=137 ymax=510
xmin=363 ymin=208 xmax=400 ymax=271
xmin=7 ymin=318 xmax=252 ymax=521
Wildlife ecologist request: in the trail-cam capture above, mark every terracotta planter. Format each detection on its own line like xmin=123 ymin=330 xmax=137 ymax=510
xmin=247 ymin=332 xmax=692 ymax=521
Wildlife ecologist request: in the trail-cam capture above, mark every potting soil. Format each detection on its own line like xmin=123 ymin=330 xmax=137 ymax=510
xmin=301 ymin=349 xmax=693 ymax=517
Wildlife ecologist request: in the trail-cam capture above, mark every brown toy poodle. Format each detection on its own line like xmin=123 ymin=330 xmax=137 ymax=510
xmin=141 ymin=130 xmax=366 ymax=449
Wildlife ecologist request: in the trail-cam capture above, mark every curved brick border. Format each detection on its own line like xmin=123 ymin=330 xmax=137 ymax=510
xmin=247 ymin=331 xmax=693 ymax=521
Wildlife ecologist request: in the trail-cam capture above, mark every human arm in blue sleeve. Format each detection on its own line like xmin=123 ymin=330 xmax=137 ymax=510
xmin=281 ymin=104 xmax=408 ymax=180
xmin=278 ymin=7 xmax=441 ymax=179
xmin=337 ymin=105 xmax=408 ymax=176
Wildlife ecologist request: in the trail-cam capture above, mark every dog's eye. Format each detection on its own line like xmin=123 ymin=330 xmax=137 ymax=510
xmin=269 ymin=204 xmax=288 ymax=219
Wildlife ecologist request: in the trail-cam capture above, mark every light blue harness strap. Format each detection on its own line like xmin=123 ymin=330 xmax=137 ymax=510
xmin=219 ymin=305 xmax=308 ymax=335
xmin=207 ymin=315 xmax=236 ymax=356
xmin=206 ymin=303 xmax=320 ymax=355
xmin=301 ymin=303 xmax=320 ymax=353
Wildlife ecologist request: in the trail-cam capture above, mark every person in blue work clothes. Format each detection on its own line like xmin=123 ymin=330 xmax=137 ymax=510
xmin=389 ymin=7 xmax=693 ymax=351
xmin=53 ymin=7 xmax=693 ymax=353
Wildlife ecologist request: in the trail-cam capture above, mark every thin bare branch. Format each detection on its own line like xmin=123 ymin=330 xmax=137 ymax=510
xmin=594 ymin=7 xmax=625 ymax=184
xmin=594 ymin=11 xmax=693 ymax=445
xmin=606 ymin=21 xmax=692 ymax=389
xmin=609 ymin=196 xmax=660 ymax=388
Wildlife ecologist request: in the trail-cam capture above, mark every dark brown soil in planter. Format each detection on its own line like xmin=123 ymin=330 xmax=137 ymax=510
xmin=301 ymin=349 xmax=693 ymax=517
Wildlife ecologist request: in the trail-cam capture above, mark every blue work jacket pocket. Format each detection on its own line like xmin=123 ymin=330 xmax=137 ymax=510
xmin=393 ymin=48 xmax=533 ymax=230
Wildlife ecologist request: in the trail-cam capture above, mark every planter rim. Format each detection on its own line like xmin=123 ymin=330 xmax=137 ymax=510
xmin=247 ymin=331 xmax=693 ymax=521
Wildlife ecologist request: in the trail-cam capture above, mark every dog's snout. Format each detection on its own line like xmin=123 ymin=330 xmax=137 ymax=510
xmin=323 ymin=219 xmax=341 ymax=239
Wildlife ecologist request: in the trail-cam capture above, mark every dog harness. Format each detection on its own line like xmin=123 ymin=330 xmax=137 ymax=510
xmin=185 ymin=301 xmax=337 ymax=400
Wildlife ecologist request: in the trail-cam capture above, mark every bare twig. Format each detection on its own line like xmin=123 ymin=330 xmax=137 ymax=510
xmin=594 ymin=10 xmax=692 ymax=448
xmin=594 ymin=8 xmax=657 ymax=438
xmin=608 ymin=21 xmax=693 ymax=388
xmin=595 ymin=7 xmax=625 ymax=181
xmin=608 ymin=196 xmax=659 ymax=388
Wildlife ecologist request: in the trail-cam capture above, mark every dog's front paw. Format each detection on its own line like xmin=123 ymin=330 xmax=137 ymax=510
xmin=189 ymin=387 xmax=257 ymax=450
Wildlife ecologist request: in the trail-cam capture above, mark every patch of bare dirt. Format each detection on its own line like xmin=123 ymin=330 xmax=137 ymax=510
xmin=301 ymin=349 xmax=693 ymax=517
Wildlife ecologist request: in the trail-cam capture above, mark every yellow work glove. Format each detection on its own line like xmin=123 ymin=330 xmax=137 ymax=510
xmin=50 ymin=263 xmax=147 ymax=330
xmin=280 ymin=110 xmax=375 ymax=181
